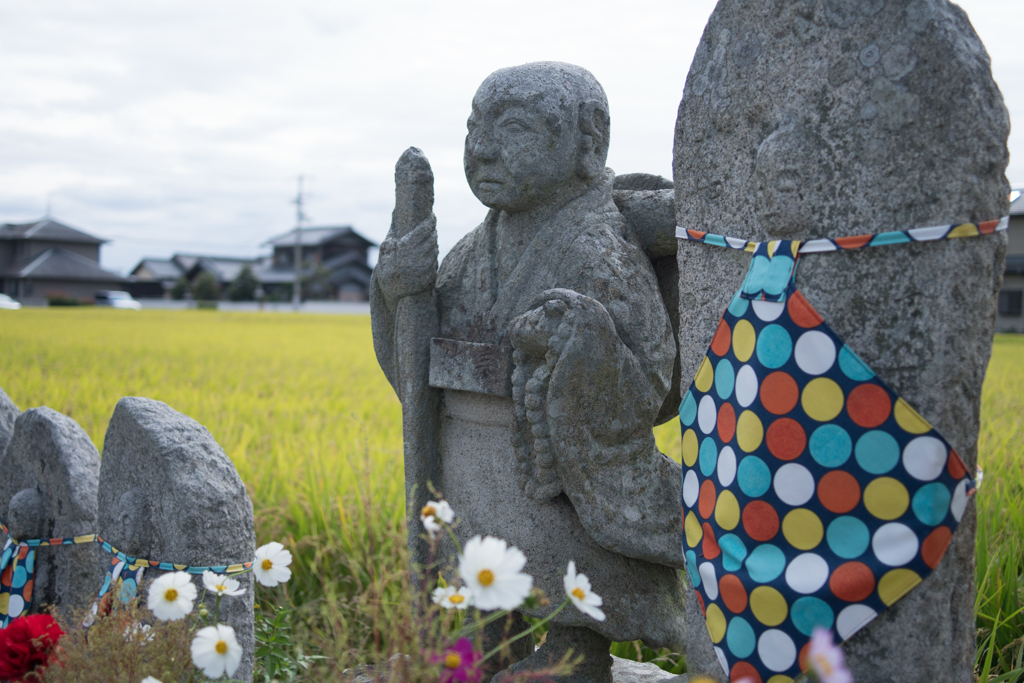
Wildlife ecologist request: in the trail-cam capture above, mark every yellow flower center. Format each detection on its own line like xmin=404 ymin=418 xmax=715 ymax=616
xmin=449 ymin=594 xmax=465 ymax=604
xmin=422 ymin=505 xmax=436 ymax=518
xmin=216 ymin=640 xmax=228 ymax=655
xmin=444 ymin=653 xmax=461 ymax=669
xmin=812 ymin=653 xmax=833 ymax=675
xmin=571 ymin=587 xmax=585 ymax=601
xmin=216 ymin=584 xmax=226 ymax=592
xmin=477 ymin=569 xmax=495 ymax=587
xmin=262 ymin=558 xmax=274 ymax=570
xmin=164 ymin=588 xmax=178 ymax=602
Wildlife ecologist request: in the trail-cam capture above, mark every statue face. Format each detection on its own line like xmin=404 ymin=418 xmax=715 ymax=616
xmin=464 ymin=82 xmax=581 ymax=213
xmin=755 ymin=127 xmax=831 ymax=237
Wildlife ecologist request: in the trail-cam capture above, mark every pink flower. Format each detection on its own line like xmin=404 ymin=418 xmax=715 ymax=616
xmin=808 ymin=628 xmax=853 ymax=683
xmin=428 ymin=637 xmax=482 ymax=683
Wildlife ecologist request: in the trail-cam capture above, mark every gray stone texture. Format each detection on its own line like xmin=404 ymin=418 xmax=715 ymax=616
xmin=674 ymin=1 xmax=1009 ymax=681
xmin=99 ymin=397 xmax=256 ymax=681
xmin=0 ymin=387 xmax=19 ymax=455
xmin=371 ymin=62 xmax=687 ymax=682
xmin=609 ymin=656 xmax=685 ymax=683
xmin=0 ymin=406 xmax=101 ymax=617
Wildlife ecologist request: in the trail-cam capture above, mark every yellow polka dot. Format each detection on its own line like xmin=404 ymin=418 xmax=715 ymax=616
xmin=782 ymin=509 xmax=824 ymax=550
xmin=863 ymin=477 xmax=910 ymax=520
xmin=948 ymin=223 xmax=979 ymax=238
xmin=736 ymin=410 xmax=764 ymax=453
xmin=767 ymin=240 xmax=780 ymax=258
xmin=750 ymin=586 xmax=788 ymax=626
xmin=801 ymin=377 xmax=844 ymax=422
xmin=694 ymin=356 xmax=714 ymax=393
xmin=682 ymin=429 xmax=699 ymax=467
xmin=685 ymin=510 xmax=703 ymax=548
xmin=733 ymin=320 xmax=756 ymax=362
xmin=0 ymin=593 xmax=8 ymax=614
xmin=894 ymin=398 xmax=931 ymax=435
xmin=706 ymin=603 xmax=727 ymax=643
xmin=878 ymin=568 xmax=922 ymax=606
xmin=768 ymin=677 xmax=795 ymax=683
xmin=715 ymin=490 xmax=741 ymax=531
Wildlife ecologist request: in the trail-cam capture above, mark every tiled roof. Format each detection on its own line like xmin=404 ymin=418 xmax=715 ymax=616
xmin=262 ymin=226 xmax=377 ymax=248
xmin=1011 ymin=188 xmax=1024 ymax=216
xmin=2 ymin=248 xmax=126 ymax=282
xmin=132 ymin=259 xmax=185 ymax=281
xmin=0 ymin=218 xmax=107 ymax=244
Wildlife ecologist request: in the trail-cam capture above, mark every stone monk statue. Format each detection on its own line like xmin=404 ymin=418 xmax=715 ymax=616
xmin=371 ymin=61 xmax=686 ymax=682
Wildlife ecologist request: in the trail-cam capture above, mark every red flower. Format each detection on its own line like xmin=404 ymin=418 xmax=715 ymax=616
xmin=428 ymin=637 xmax=482 ymax=683
xmin=0 ymin=614 xmax=65 ymax=682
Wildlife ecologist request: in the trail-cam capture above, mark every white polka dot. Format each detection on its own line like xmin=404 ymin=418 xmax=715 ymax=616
xmin=836 ymin=604 xmax=877 ymax=640
xmin=773 ymin=463 xmax=816 ymax=506
xmin=784 ymin=553 xmax=830 ymax=594
xmin=698 ymin=395 xmax=717 ymax=435
xmin=902 ymin=436 xmax=947 ymax=481
xmin=752 ymin=299 xmax=786 ymax=322
xmin=7 ymin=593 xmax=25 ymax=618
xmin=718 ymin=446 xmax=737 ymax=488
xmin=872 ymin=522 xmax=919 ymax=567
xmin=951 ymin=479 xmax=969 ymax=522
xmin=735 ymin=365 xmax=759 ymax=408
xmin=714 ymin=647 xmax=729 ymax=677
xmin=683 ymin=469 xmax=700 ymax=508
xmin=794 ymin=330 xmax=837 ymax=376
xmin=699 ymin=562 xmax=719 ymax=600
xmin=757 ymin=629 xmax=797 ymax=672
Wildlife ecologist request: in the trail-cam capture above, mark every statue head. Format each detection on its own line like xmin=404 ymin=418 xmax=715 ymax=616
xmin=464 ymin=62 xmax=610 ymax=213
xmin=754 ymin=123 xmax=834 ymax=237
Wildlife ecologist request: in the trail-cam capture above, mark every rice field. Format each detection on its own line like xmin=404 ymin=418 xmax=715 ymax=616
xmin=0 ymin=308 xmax=1021 ymax=679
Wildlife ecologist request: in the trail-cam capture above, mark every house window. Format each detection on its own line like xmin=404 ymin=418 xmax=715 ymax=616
xmin=999 ymin=290 xmax=1023 ymax=316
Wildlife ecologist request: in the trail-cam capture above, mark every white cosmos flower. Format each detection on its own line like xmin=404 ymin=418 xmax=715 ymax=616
xmin=458 ymin=535 xmax=532 ymax=611
xmin=420 ymin=500 xmax=455 ymax=537
xmin=147 ymin=571 xmax=197 ymax=621
xmin=431 ymin=585 xmax=474 ymax=610
xmin=140 ymin=677 xmax=162 ymax=683
xmin=191 ymin=623 xmax=243 ymax=678
xmin=563 ymin=561 xmax=605 ymax=622
xmin=202 ymin=570 xmax=246 ymax=597
xmin=253 ymin=542 xmax=293 ymax=587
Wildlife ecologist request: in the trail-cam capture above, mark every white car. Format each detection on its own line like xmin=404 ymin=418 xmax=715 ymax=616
xmin=94 ymin=290 xmax=142 ymax=310
xmin=0 ymin=294 xmax=21 ymax=310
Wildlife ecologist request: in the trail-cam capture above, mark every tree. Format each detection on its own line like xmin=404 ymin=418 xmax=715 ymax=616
xmin=226 ymin=266 xmax=259 ymax=301
xmin=170 ymin=277 xmax=190 ymax=300
xmin=191 ymin=272 xmax=220 ymax=302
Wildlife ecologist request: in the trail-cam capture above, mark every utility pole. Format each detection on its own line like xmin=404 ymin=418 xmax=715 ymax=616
xmin=292 ymin=175 xmax=306 ymax=311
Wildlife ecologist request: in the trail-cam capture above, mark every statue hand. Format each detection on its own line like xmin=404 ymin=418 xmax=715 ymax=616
xmin=509 ymin=288 xmax=615 ymax=358
xmin=375 ymin=213 xmax=438 ymax=300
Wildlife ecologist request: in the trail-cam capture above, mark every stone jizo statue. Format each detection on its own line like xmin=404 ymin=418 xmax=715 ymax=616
xmin=371 ymin=62 xmax=686 ymax=683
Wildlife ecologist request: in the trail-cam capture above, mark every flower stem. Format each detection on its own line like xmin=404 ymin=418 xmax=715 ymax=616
xmin=480 ymin=599 xmax=569 ymax=663
xmin=454 ymin=608 xmax=511 ymax=639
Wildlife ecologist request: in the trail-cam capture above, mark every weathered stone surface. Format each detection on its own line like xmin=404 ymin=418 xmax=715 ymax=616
xmin=0 ymin=387 xmax=19 ymax=455
xmin=372 ymin=62 xmax=686 ymax=682
xmin=99 ymin=397 xmax=256 ymax=681
xmin=674 ymin=1 xmax=1009 ymax=680
xmin=610 ymin=656 xmax=684 ymax=683
xmin=0 ymin=407 xmax=100 ymax=617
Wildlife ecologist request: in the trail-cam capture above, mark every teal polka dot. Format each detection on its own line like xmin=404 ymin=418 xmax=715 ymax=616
xmin=745 ymin=544 xmax=786 ymax=583
xmin=719 ymin=534 xmax=748 ymax=572
xmin=855 ymin=430 xmax=900 ymax=474
xmin=826 ymin=516 xmax=870 ymax=559
xmin=726 ymin=616 xmax=757 ymax=658
xmin=743 ymin=255 xmax=771 ymax=298
xmin=763 ymin=254 xmax=795 ymax=297
xmin=756 ymin=324 xmax=793 ymax=369
xmin=737 ymin=456 xmax=771 ymax=497
xmin=728 ymin=291 xmax=750 ymax=317
xmin=12 ymin=565 xmax=27 ymax=589
xmin=913 ymin=483 xmax=952 ymax=526
xmin=680 ymin=390 xmax=697 ymax=426
xmin=686 ymin=550 xmax=700 ymax=587
xmin=715 ymin=358 xmax=736 ymax=400
xmin=810 ymin=424 xmax=852 ymax=467
xmin=791 ymin=597 xmax=834 ymax=636
xmin=24 ymin=551 xmax=34 ymax=573
xmin=839 ymin=344 xmax=875 ymax=381
xmin=699 ymin=437 xmax=719 ymax=477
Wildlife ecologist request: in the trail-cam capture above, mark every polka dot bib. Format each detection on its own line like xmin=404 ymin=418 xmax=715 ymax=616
xmin=677 ymin=219 xmax=1005 ymax=683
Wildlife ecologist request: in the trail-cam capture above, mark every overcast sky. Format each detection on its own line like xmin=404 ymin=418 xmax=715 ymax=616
xmin=1 ymin=0 xmax=1021 ymax=275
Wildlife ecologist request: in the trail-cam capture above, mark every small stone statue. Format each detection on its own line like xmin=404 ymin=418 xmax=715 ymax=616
xmin=0 ymin=406 xmax=101 ymax=621
xmin=98 ymin=397 xmax=257 ymax=681
xmin=371 ymin=62 xmax=686 ymax=682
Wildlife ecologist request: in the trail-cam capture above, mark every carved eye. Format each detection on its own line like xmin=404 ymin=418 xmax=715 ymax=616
xmin=502 ymin=119 xmax=528 ymax=133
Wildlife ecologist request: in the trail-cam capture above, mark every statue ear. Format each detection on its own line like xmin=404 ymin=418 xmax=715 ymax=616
xmin=577 ymin=101 xmax=610 ymax=179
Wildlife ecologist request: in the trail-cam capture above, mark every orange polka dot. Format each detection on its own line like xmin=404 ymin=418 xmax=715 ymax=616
xmin=835 ymin=234 xmax=873 ymax=249
xmin=799 ymin=641 xmax=812 ymax=672
xmin=688 ymin=229 xmax=707 ymax=240
xmin=711 ymin=319 xmax=732 ymax=357
xmin=830 ymin=562 xmax=875 ymax=602
xmin=980 ymin=220 xmax=999 ymax=234
xmin=699 ymin=479 xmax=717 ymax=519
xmin=720 ymin=574 xmax=748 ymax=614
xmin=787 ymin=290 xmax=824 ymax=329
xmin=742 ymin=500 xmax=780 ymax=542
xmin=921 ymin=526 xmax=953 ymax=570
xmin=718 ymin=402 xmax=737 ymax=443
xmin=948 ymin=451 xmax=968 ymax=479
xmin=846 ymin=384 xmax=892 ymax=428
xmin=17 ymin=546 xmax=29 ymax=560
xmin=702 ymin=523 xmax=721 ymax=560
xmin=760 ymin=371 xmax=800 ymax=415
xmin=766 ymin=418 xmax=807 ymax=461
xmin=817 ymin=470 xmax=861 ymax=514
xmin=696 ymin=591 xmax=706 ymax=616
xmin=731 ymin=661 xmax=762 ymax=683
xmin=22 ymin=578 xmax=33 ymax=600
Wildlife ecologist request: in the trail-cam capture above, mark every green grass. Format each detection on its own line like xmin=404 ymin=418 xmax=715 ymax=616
xmin=1 ymin=308 xmax=1021 ymax=680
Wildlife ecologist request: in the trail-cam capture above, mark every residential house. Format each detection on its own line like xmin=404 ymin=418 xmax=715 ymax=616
xmin=998 ymin=188 xmax=1024 ymax=332
xmin=0 ymin=218 xmax=127 ymax=305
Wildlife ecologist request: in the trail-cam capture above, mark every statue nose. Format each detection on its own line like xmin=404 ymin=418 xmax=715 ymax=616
xmin=468 ymin=129 xmax=499 ymax=160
